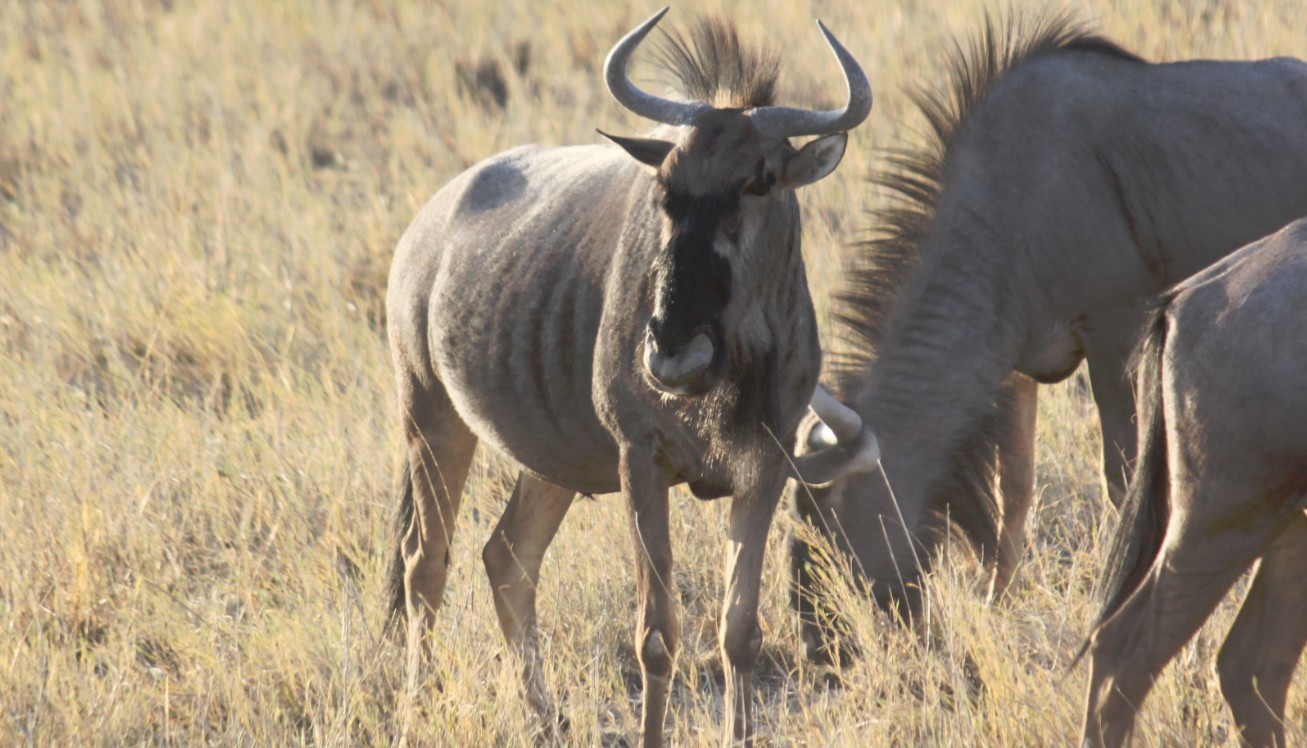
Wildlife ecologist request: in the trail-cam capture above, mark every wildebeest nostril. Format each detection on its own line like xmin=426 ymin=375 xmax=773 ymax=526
xmin=645 ymin=320 xmax=669 ymax=355
xmin=643 ymin=330 xmax=715 ymax=393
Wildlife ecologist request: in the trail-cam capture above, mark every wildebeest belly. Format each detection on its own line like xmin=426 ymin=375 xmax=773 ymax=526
xmin=428 ymin=272 xmax=622 ymax=494
xmin=426 ymin=156 xmax=628 ymax=495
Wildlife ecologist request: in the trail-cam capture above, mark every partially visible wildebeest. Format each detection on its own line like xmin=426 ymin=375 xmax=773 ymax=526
xmin=384 ymin=10 xmax=875 ymax=745
xmin=789 ymin=12 xmax=1307 ymax=660
xmin=1081 ymin=218 xmax=1307 ymax=748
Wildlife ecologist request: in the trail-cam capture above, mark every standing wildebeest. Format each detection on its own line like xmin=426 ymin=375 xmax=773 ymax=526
xmin=1082 ymin=218 xmax=1307 ymax=747
xmin=384 ymin=10 xmax=876 ymax=745
xmin=789 ymin=12 xmax=1307 ymax=659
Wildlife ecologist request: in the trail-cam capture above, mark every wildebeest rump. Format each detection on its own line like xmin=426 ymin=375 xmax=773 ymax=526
xmin=791 ymin=12 xmax=1307 ymax=659
xmin=1081 ymin=218 xmax=1307 ymax=748
xmin=383 ymin=10 xmax=875 ymax=745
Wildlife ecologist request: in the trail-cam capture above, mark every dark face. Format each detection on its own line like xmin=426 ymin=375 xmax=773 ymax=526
xmin=634 ymin=113 xmax=790 ymax=396
xmin=642 ymin=181 xmax=742 ymax=395
xmin=606 ymin=110 xmax=847 ymax=397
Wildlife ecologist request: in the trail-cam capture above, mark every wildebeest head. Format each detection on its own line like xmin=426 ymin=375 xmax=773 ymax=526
xmin=601 ymin=9 xmax=872 ymax=396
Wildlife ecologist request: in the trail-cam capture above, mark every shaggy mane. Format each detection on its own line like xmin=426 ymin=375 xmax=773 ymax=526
xmin=654 ymin=17 xmax=780 ymax=109
xmin=832 ymin=11 xmax=1140 ymax=386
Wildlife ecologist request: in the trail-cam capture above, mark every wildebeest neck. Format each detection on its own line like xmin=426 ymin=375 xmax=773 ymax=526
xmin=839 ymin=244 xmax=1016 ymax=590
xmin=862 ymin=245 xmax=1017 ymax=420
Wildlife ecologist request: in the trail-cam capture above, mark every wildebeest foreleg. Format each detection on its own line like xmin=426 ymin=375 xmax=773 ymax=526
xmin=989 ymin=373 xmax=1037 ymax=602
xmin=623 ymin=453 xmax=677 ymax=748
xmin=1082 ymin=484 xmax=1270 ymax=747
xmin=720 ymin=469 xmax=786 ymax=746
xmin=1216 ymin=517 xmax=1307 ymax=748
xmin=483 ymin=472 xmax=575 ymax=736
xmin=1084 ymin=346 xmax=1136 ymax=508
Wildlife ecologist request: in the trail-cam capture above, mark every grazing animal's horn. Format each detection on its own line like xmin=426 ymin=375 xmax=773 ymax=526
xmin=790 ymin=385 xmax=880 ymax=487
xmin=809 ymin=384 xmax=863 ymax=443
xmin=604 ymin=7 xmax=708 ymax=126
xmin=746 ymin=21 xmax=873 ymax=138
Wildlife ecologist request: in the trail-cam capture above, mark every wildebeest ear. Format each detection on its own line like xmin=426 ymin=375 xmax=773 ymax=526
xmin=598 ymin=130 xmax=675 ymax=171
xmin=781 ymin=132 xmax=848 ymax=188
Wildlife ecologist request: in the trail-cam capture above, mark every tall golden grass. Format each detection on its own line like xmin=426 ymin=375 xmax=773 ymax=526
xmin=1 ymin=0 xmax=1302 ymax=744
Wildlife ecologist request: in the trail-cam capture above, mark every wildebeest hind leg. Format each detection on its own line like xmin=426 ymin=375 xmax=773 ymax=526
xmin=400 ymin=374 xmax=478 ymax=654
xmin=482 ymin=472 xmax=574 ymax=736
xmin=1217 ymin=516 xmax=1307 ymax=748
xmin=1083 ymin=482 xmax=1269 ymax=747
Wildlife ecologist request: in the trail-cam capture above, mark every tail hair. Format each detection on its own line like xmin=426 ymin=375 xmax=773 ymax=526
xmin=1098 ymin=303 xmax=1173 ymax=623
xmin=1072 ymin=301 xmax=1173 ymax=666
xmin=384 ymin=467 xmax=415 ymax=637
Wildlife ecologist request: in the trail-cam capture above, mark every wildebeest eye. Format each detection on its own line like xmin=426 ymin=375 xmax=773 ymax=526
xmin=721 ymin=209 xmax=742 ymax=239
xmin=742 ymin=177 xmax=773 ymax=196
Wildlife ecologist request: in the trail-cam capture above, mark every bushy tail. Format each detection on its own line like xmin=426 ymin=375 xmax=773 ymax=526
xmin=1095 ymin=305 xmax=1173 ymax=631
xmin=384 ymin=467 xmax=414 ymax=637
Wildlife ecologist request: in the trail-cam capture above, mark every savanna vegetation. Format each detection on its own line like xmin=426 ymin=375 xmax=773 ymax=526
xmin=2 ymin=0 xmax=1302 ymax=744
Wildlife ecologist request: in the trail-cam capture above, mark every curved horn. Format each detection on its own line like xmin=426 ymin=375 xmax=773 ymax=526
xmin=746 ymin=20 xmax=873 ymax=138
xmin=790 ymin=426 xmax=880 ymax=488
xmin=809 ymin=384 xmax=863 ymax=443
xmin=789 ymin=385 xmax=878 ymax=487
xmin=604 ymin=7 xmax=708 ymax=126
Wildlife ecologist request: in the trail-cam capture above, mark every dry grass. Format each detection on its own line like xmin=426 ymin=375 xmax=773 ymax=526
xmin=2 ymin=0 xmax=1304 ymax=745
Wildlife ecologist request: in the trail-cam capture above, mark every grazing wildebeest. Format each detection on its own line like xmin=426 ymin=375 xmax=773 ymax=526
xmin=383 ymin=10 xmax=875 ymax=745
xmin=1081 ymin=218 xmax=1307 ymax=748
xmin=789 ymin=12 xmax=1307 ymax=660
